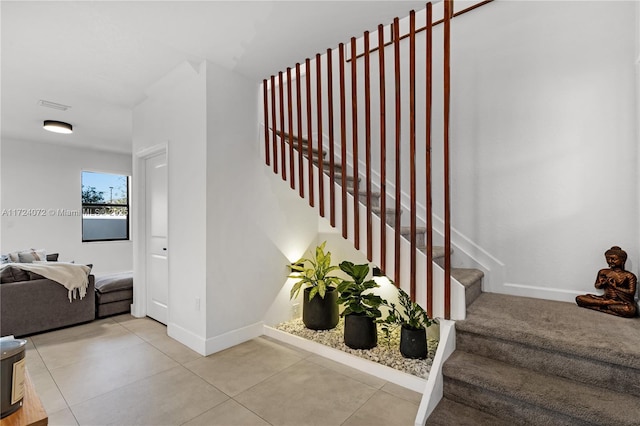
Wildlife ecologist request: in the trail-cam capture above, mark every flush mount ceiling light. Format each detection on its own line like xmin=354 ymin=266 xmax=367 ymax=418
xmin=43 ymin=120 xmax=73 ymax=134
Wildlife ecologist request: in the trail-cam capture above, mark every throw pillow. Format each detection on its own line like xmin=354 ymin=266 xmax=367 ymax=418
xmin=7 ymin=251 xmax=21 ymax=262
xmin=18 ymin=249 xmax=47 ymax=263
xmin=46 ymin=253 xmax=59 ymax=262
xmin=0 ymin=255 xmax=8 ymax=264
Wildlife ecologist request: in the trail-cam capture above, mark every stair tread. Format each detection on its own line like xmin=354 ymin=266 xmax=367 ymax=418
xmin=400 ymin=226 xmax=428 ymax=233
xmin=444 ymin=350 xmax=640 ymax=425
xmin=418 ymin=246 xmax=447 ymax=259
xmin=426 ymin=397 xmax=512 ymax=426
xmin=458 ymin=293 xmax=640 ymax=371
xmin=451 ymin=268 xmax=484 ymax=288
xmin=371 ymin=205 xmax=400 ymax=214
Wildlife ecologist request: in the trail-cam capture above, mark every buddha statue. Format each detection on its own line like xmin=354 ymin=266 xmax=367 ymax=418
xmin=576 ymin=246 xmax=638 ymax=318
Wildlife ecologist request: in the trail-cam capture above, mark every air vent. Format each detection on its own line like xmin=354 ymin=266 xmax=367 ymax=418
xmin=38 ymin=100 xmax=71 ymax=111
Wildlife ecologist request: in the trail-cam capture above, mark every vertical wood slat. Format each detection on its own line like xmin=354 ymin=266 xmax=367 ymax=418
xmin=425 ymin=2 xmax=434 ymax=318
xmin=306 ymin=58 xmax=315 ymax=207
xmin=378 ymin=24 xmax=387 ymax=273
xmin=409 ymin=10 xmax=417 ymax=301
xmin=364 ymin=31 xmax=372 ymax=262
xmin=350 ymin=37 xmax=360 ymax=251
xmin=444 ymin=0 xmax=452 ymax=319
xmin=296 ymin=63 xmax=304 ymax=198
xmin=339 ymin=44 xmax=348 ymax=240
xmin=393 ymin=18 xmax=401 ymax=288
xmin=287 ymin=68 xmax=295 ymax=189
xmin=270 ymin=75 xmax=278 ymax=175
xmin=263 ymin=79 xmax=270 ymax=166
xmin=327 ymin=48 xmax=336 ymax=227
xmin=316 ymin=54 xmax=325 ymax=217
xmin=278 ymin=71 xmax=286 ymax=181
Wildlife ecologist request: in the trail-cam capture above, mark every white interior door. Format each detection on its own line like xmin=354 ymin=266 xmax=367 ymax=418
xmin=145 ymin=152 xmax=168 ymax=324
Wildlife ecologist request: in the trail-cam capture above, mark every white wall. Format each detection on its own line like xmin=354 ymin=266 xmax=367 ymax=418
xmin=133 ymin=60 xmax=320 ymax=355
xmin=449 ymin=1 xmax=638 ymax=300
xmin=204 ymin=62 xmax=319 ymax=349
xmin=0 ymin=139 xmax=133 ymax=274
xmin=132 ymin=61 xmax=208 ymax=347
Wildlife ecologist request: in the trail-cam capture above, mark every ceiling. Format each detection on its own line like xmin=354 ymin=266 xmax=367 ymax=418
xmin=1 ymin=1 xmax=428 ymax=154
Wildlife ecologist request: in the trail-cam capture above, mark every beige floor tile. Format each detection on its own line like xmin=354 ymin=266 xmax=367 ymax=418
xmin=380 ymin=382 xmax=423 ymax=405
xmin=25 ymin=345 xmax=48 ymax=376
xmin=48 ymin=407 xmax=79 ymax=426
xmin=342 ymin=389 xmax=419 ymax=426
xmin=71 ymin=366 xmax=228 ymax=426
xmin=117 ymin=316 xmax=167 ymax=341
xmin=183 ymin=399 xmax=270 ymax=426
xmin=260 ymin=335 xmax=314 ymax=359
xmin=306 ymin=354 xmax=386 ymax=389
xmin=34 ymin=321 xmax=143 ymax=370
xmin=29 ymin=369 xmax=68 ymax=414
xmin=30 ymin=318 xmax=118 ymax=346
xmin=50 ymin=341 xmax=178 ymax=405
xmin=235 ymin=361 xmax=377 ymax=426
xmin=147 ymin=334 xmax=202 ymax=364
xmin=184 ymin=337 xmax=305 ymax=396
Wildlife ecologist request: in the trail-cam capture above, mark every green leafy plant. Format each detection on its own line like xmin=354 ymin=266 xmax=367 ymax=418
xmin=336 ymin=261 xmax=385 ymax=319
xmin=379 ymin=287 xmax=435 ymax=341
xmin=289 ymin=241 xmax=341 ymax=301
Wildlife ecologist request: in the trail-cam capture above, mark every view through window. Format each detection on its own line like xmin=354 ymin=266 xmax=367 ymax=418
xmin=81 ymin=171 xmax=130 ymax=242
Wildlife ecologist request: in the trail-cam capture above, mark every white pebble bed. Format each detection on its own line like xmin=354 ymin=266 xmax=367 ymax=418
xmin=276 ymin=318 xmax=438 ymax=379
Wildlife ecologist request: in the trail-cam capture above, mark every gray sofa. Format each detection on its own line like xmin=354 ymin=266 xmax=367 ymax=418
xmin=0 ymin=267 xmax=95 ymax=337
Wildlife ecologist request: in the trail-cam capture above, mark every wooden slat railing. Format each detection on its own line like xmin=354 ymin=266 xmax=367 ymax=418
xmin=262 ymin=1 xmax=456 ymax=319
xmin=378 ymin=24 xmax=387 ymax=274
xmin=425 ymin=3 xmax=434 ymax=318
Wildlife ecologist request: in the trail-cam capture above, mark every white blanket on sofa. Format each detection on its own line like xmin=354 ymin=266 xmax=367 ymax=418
xmin=0 ymin=262 xmax=90 ymax=301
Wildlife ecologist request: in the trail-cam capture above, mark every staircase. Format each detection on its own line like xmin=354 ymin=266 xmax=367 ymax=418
xmin=278 ymin=131 xmax=485 ymax=309
xmin=427 ymin=293 xmax=640 ymax=425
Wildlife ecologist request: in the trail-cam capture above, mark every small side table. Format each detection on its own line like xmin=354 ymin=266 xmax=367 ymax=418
xmin=0 ymin=369 xmax=47 ymax=426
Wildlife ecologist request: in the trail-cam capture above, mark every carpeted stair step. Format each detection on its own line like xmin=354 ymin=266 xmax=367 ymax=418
xmin=456 ymin=293 xmax=640 ymax=397
xmin=371 ymin=205 xmax=401 ymax=227
xmin=334 ymin=172 xmax=359 ymax=188
xmin=451 ymin=268 xmax=483 ymax=307
xmin=442 ymin=350 xmax=640 ymax=425
xmin=426 ymin=397 xmax=512 ymax=426
xmin=418 ymin=246 xmax=447 ymax=263
xmin=400 ymin=226 xmax=428 ymax=248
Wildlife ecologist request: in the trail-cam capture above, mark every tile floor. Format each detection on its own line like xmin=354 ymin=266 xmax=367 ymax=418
xmin=24 ymin=315 xmax=422 ymax=425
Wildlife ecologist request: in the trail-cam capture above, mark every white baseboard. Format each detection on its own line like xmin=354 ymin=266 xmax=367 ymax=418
xmin=501 ymin=282 xmax=584 ymax=303
xmin=167 ymin=322 xmax=207 ymax=355
xmin=168 ymin=321 xmax=265 ymax=356
xmin=204 ymin=321 xmax=264 ymax=356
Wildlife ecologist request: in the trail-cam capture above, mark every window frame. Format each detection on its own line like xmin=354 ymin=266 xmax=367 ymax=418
xmin=81 ymin=173 xmax=131 ymax=243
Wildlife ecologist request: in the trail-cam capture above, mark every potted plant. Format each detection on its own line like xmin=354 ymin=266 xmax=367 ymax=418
xmin=337 ymin=261 xmax=385 ymax=349
xmin=380 ymin=287 xmax=435 ymax=359
xmin=289 ymin=241 xmax=340 ymax=330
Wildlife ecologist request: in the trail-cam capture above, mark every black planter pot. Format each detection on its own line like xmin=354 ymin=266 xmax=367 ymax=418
xmin=302 ymin=287 xmax=339 ymax=330
xmin=400 ymin=324 xmax=427 ymax=359
xmin=344 ymin=313 xmax=377 ymax=349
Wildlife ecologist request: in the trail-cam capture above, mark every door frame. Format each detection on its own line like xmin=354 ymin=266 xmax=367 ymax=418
xmin=132 ymin=143 xmax=169 ymax=318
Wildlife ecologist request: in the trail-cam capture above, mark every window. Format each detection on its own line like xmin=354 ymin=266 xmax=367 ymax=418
xmin=81 ymin=171 xmax=130 ymax=242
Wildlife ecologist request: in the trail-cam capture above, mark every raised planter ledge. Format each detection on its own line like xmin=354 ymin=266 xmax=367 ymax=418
xmin=265 ymin=322 xmax=451 ymax=426
xmin=263 ymin=320 xmax=455 ymax=426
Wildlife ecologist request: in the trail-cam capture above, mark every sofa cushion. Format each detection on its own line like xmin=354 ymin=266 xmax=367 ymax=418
xmin=0 ymin=266 xmax=30 ymax=283
xmin=95 ymin=272 xmax=133 ymax=293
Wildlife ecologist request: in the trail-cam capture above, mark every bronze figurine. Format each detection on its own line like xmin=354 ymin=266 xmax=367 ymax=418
xmin=576 ymin=246 xmax=638 ymax=318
